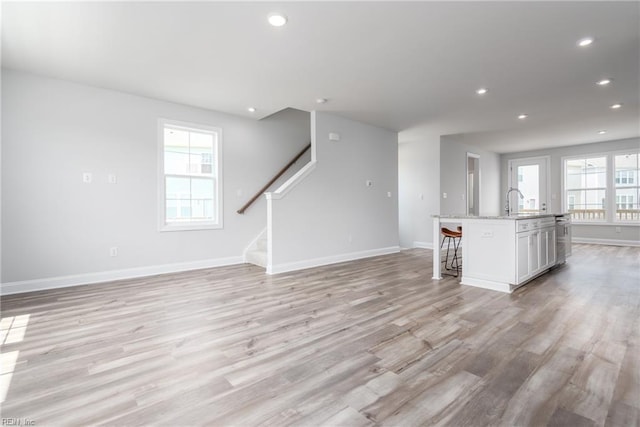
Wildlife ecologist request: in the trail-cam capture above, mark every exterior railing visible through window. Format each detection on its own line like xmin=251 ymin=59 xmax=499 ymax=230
xmin=568 ymin=209 xmax=639 ymax=221
xmin=564 ymin=150 xmax=640 ymax=224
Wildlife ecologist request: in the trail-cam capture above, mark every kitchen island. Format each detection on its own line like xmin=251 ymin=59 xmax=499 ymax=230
xmin=433 ymin=214 xmax=563 ymax=293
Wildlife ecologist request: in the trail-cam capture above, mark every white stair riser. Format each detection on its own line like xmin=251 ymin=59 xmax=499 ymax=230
xmin=246 ymin=250 xmax=267 ymax=268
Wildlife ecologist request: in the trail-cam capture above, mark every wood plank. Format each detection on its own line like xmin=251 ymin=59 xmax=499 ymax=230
xmin=0 ymin=244 xmax=637 ymax=425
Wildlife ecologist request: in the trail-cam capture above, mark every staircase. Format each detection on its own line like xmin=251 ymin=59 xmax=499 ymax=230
xmin=245 ymin=230 xmax=268 ymax=268
xmin=238 ymin=142 xmax=311 ymax=271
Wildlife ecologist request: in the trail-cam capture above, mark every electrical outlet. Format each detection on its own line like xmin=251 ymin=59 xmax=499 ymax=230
xmin=387 ymin=191 xmax=392 ymax=198
xmin=83 ymin=172 xmax=92 ymax=183
xmin=110 ymin=247 xmax=118 ymax=257
xmin=443 ymin=192 xmax=447 ymax=199
xmin=108 ymin=174 xmax=117 ymax=184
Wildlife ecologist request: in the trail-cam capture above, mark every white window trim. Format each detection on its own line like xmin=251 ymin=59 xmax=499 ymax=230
xmin=562 ymin=149 xmax=639 ymax=226
xmin=157 ymin=118 xmax=223 ymax=232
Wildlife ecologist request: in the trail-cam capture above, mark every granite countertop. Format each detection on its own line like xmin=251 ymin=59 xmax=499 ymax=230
xmin=434 ymin=213 xmax=563 ymax=220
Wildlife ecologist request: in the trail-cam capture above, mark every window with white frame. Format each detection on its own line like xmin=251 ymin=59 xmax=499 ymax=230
xmin=614 ymin=152 xmax=639 ymax=221
xmin=159 ymin=119 xmax=222 ymax=231
xmin=564 ymin=151 xmax=640 ymax=224
xmin=564 ymin=156 xmax=607 ymax=222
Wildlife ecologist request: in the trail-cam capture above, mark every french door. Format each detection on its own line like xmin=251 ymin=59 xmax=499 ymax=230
xmin=508 ymin=157 xmax=550 ymax=214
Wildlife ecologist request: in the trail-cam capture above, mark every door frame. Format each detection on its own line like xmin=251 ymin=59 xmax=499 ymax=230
xmin=507 ymin=156 xmax=551 ymax=214
xmin=466 ymin=152 xmax=481 ymax=215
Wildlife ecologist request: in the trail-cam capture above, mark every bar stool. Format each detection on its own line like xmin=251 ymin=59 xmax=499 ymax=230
xmin=441 ymin=227 xmax=462 ymax=277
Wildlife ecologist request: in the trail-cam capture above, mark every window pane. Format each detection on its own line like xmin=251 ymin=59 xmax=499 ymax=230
xmin=567 ymin=189 xmax=583 ymax=221
xmin=190 ymin=132 xmax=214 ymax=150
xmin=191 ymin=199 xmax=213 ymax=220
xmin=566 ymin=159 xmax=584 ymax=175
xmin=166 ymin=177 xmax=190 ymax=200
xmin=615 ymin=153 xmax=638 ymax=170
xmin=616 ymin=188 xmax=639 ymax=221
xmin=187 ymin=151 xmax=214 ymax=175
xmin=166 ymin=200 xmax=178 ymax=221
xmin=517 ymin=165 xmax=539 ymax=210
xmin=165 ymin=150 xmax=190 ymax=175
xmin=191 ymin=178 xmax=214 ymax=200
xmin=586 ymin=157 xmax=606 ymax=187
xmin=584 ymin=189 xmax=606 ymax=210
xmin=164 ymin=128 xmax=190 ymax=175
xmin=165 ymin=128 xmax=189 ymax=147
xmin=566 ymin=173 xmax=582 ymax=189
xmin=180 ymin=205 xmax=192 ymax=218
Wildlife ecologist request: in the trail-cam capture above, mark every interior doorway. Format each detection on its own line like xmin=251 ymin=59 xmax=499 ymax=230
xmin=467 ymin=153 xmax=480 ymax=215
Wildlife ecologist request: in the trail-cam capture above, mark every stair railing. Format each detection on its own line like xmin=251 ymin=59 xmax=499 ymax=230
xmin=237 ymin=143 xmax=311 ymax=214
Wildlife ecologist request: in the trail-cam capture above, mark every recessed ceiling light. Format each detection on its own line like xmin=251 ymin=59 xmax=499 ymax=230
xmin=316 ymin=98 xmax=328 ymax=104
xmin=598 ymin=130 xmax=607 ymax=134
xmin=518 ymin=114 xmax=528 ymax=119
xmin=597 ymin=79 xmax=611 ymax=86
xmin=578 ymin=37 xmax=594 ymax=47
xmin=247 ymin=107 xmax=256 ymax=113
xmin=610 ymin=103 xmax=622 ymax=109
xmin=268 ymin=13 xmax=287 ymax=27
xmin=476 ymin=88 xmax=488 ymax=95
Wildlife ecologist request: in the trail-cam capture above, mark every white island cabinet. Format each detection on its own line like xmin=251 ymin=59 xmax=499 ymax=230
xmin=433 ymin=214 xmax=559 ymax=293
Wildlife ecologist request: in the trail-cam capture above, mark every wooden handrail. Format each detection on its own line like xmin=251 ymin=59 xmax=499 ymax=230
xmin=237 ymin=143 xmax=311 ymax=214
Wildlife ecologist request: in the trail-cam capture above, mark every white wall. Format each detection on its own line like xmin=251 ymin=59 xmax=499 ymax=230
xmin=440 ymin=134 xmax=501 ymax=216
xmin=501 ymin=137 xmax=640 ymax=244
xmin=398 ymin=137 xmax=440 ymax=249
xmin=397 ymin=132 xmax=501 ymax=252
xmin=268 ymin=112 xmax=399 ymax=273
xmin=1 ymin=70 xmax=310 ymax=291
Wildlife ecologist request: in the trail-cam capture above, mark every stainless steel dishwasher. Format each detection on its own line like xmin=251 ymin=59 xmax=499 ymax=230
xmin=555 ymin=213 xmax=572 ymax=265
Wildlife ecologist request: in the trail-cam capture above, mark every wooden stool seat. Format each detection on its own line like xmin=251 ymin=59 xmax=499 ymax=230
xmin=441 ymin=227 xmax=462 ymax=238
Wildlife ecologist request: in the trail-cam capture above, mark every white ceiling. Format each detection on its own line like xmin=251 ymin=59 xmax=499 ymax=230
xmin=2 ymin=1 xmax=639 ymax=153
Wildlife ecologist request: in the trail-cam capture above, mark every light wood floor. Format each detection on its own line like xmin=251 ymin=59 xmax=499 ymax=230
xmin=1 ymin=244 xmax=638 ymax=426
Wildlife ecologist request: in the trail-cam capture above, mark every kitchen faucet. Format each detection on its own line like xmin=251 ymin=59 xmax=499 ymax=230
xmin=505 ymin=187 xmax=525 ymax=215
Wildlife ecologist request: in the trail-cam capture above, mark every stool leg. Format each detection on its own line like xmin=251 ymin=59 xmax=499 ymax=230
xmin=452 ymin=237 xmax=460 ymax=273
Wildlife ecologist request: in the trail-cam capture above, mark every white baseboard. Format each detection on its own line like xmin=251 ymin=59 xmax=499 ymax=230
xmin=460 ymin=276 xmax=512 ymax=293
xmin=572 ymin=237 xmax=640 ymax=247
xmin=267 ymin=246 xmax=401 ymax=275
xmin=0 ymin=256 xmax=244 ymax=296
xmin=413 ymin=241 xmax=434 ymax=249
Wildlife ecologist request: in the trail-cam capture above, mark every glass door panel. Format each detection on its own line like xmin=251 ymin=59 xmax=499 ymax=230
xmin=509 ymin=157 xmax=549 ymax=214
